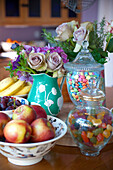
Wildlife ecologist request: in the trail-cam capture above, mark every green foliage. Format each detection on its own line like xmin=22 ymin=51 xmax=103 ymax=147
xmin=66 ymin=51 xmax=78 ymax=62
xmin=42 ymin=17 xmax=113 ymax=64
xmin=43 ymin=28 xmax=78 ymax=62
xmin=106 ymin=38 xmax=113 ymax=52
xmin=91 ymin=48 xmax=108 ymax=64
xmin=5 ymin=61 xmax=14 ymax=77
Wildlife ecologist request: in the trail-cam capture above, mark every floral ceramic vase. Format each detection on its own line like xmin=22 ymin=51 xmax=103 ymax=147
xmin=27 ymin=74 xmax=63 ymax=116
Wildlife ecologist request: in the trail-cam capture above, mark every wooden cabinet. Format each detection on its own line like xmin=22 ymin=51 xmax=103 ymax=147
xmin=0 ymin=0 xmax=81 ymax=26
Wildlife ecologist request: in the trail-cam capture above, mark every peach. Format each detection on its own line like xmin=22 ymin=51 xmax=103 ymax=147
xmin=12 ymin=105 xmax=36 ymax=124
xmin=31 ymin=105 xmax=47 ymax=119
xmin=0 ymin=112 xmax=11 ymax=138
xmin=30 ymin=118 xmax=55 ymax=142
xmin=3 ymin=119 xmax=32 ymax=143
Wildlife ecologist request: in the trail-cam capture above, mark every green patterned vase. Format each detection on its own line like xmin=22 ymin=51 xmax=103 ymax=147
xmin=27 ymin=73 xmax=63 ymax=116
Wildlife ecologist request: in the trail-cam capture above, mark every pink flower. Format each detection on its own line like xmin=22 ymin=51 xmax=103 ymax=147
xmin=55 ymin=21 xmax=79 ymax=41
xmin=106 ymin=21 xmax=113 ymax=34
xmin=47 ymin=52 xmax=63 ymax=71
xmin=73 ymin=27 xmax=86 ymax=42
xmin=27 ymin=52 xmax=47 ymax=71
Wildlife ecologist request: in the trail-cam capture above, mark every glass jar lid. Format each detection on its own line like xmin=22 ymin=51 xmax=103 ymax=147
xmin=64 ymin=41 xmax=103 ymax=72
xmin=79 ymin=77 xmax=105 ymax=101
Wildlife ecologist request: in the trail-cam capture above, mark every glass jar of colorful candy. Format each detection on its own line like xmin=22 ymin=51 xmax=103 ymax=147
xmin=64 ymin=41 xmax=105 ymax=106
xmin=66 ymin=70 xmax=104 ymax=104
xmin=66 ymin=79 xmax=113 ymax=156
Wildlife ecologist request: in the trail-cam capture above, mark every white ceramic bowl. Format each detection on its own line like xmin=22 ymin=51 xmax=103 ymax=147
xmin=0 ymin=115 xmax=67 ymax=166
xmin=1 ymin=96 xmax=29 ymax=118
xmin=1 ymin=42 xmax=13 ymax=52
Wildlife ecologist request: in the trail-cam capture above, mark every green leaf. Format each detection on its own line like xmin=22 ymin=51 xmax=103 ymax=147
xmin=91 ymin=48 xmax=108 ymax=64
xmin=66 ymin=51 xmax=78 ymax=62
xmin=98 ymin=58 xmax=107 ymax=64
xmin=106 ymin=38 xmax=113 ymax=52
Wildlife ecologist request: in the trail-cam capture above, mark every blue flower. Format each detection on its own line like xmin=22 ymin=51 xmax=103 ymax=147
xmin=11 ymin=42 xmax=19 ymax=49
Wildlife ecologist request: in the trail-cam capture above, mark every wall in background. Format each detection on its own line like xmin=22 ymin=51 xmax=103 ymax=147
xmin=0 ymin=26 xmax=42 ymax=42
xmin=81 ymin=0 xmax=98 ymax=22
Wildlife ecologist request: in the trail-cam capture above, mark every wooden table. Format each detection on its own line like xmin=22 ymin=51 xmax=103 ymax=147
xmin=0 ymin=57 xmax=113 ymax=169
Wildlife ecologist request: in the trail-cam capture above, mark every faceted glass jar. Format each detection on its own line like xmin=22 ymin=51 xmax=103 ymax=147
xmin=64 ymin=41 xmax=105 ymax=106
xmin=66 ymin=92 xmax=113 ymax=156
xmin=66 ymin=70 xmax=105 ymax=105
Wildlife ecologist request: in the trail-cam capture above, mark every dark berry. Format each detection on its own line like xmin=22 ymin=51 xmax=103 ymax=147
xmin=15 ymin=100 xmax=21 ymax=106
xmin=5 ymin=106 xmax=14 ymax=110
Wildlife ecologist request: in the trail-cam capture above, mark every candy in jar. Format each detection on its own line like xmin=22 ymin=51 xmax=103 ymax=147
xmin=67 ymin=79 xmax=113 ymax=156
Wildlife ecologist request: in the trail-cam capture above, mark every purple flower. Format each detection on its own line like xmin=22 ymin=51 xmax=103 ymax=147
xmin=60 ymin=52 xmax=69 ymax=63
xmin=46 ymin=46 xmax=69 ymax=63
xmin=17 ymin=71 xmax=33 ymax=84
xmin=10 ymin=44 xmax=68 ymax=78
xmin=24 ymin=45 xmax=69 ymax=64
xmin=12 ymin=55 xmax=21 ymax=70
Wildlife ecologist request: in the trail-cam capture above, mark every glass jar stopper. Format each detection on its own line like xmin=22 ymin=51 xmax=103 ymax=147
xmin=79 ymin=77 xmax=105 ymax=101
xmin=64 ymin=40 xmax=103 ymax=72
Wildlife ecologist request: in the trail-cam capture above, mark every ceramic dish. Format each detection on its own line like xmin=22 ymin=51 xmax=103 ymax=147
xmin=0 ymin=115 xmax=67 ymax=166
xmin=1 ymin=96 xmax=29 ymax=118
xmin=1 ymin=42 xmax=13 ymax=52
xmin=13 ymin=94 xmax=28 ymax=98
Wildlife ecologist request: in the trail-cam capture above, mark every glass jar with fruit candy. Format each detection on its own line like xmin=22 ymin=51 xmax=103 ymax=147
xmin=64 ymin=41 xmax=105 ymax=106
xmin=66 ymin=78 xmax=113 ymax=156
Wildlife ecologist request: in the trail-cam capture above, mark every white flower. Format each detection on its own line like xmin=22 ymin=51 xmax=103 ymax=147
xmin=51 ymin=87 xmax=57 ymax=95
xmin=73 ymin=24 xmax=91 ymax=52
xmin=44 ymin=100 xmax=54 ymax=107
xmin=80 ymin=21 xmax=93 ymax=32
xmin=57 ymin=96 xmax=63 ymax=110
xmin=73 ymin=27 xmax=86 ymax=42
xmin=27 ymin=52 xmax=47 ymax=71
xmin=39 ymin=84 xmax=45 ymax=92
xmin=55 ymin=20 xmax=78 ymax=41
xmin=73 ymin=43 xmax=81 ymax=52
xmin=47 ymin=52 xmax=63 ymax=71
xmin=53 ymin=66 xmax=66 ymax=78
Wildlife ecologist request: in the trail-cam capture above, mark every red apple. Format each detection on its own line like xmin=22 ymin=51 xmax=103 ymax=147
xmin=0 ymin=112 xmax=11 ymax=138
xmin=31 ymin=105 xmax=47 ymax=119
xmin=12 ymin=104 xmax=36 ymax=124
xmin=3 ymin=119 xmax=32 ymax=143
xmin=30 ymin=118 xmax=55 ymax=142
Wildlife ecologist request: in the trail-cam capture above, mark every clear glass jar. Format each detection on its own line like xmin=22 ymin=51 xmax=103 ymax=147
xmin=66 ymin=80 xmax=113 ymax=156
xmin=64 ymin=41 xmax=105 ymax=106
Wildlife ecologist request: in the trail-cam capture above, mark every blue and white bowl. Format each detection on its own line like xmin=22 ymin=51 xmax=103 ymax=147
xmin=1 ymin=96 xmax=29 ymax=118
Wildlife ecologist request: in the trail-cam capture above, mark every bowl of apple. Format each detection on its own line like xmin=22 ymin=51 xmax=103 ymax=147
xmin=0 ymin=104 xmax=67 ymax=166
xmin=0 ymin=96 xmax=29 ymax=118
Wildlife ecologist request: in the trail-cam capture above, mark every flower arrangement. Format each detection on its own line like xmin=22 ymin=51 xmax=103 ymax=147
xmin=43 ymin=17 xmax=113 ymax=64
xmin=5 ymin=44 xmax=69 ymax=83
